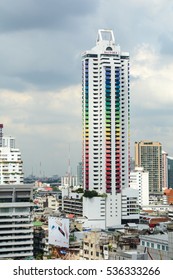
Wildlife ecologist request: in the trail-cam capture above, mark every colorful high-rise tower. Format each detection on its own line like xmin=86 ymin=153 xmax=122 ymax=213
xmin=82 ymin=29 xmax=130 ymax=194
xmin=82 ymin=29 xmax=133 ymax=228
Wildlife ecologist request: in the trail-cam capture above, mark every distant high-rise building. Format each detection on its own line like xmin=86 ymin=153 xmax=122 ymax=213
xmin=82 ymin=29 xmax=138 ymax=228
xmin=162 ymin=151 xmax=168 ymax=189
xmin=130 ymin=157 xmax=135 ymax=171
xmin=77 ymin=162 xmax=83 ymax=186
xmin=168 ymin=156 xmax=173 ymax=189
xmin=135 ymin=141 xmax=162 ymax=196
xmin=0 ymin=124 xmax=3 ymax=147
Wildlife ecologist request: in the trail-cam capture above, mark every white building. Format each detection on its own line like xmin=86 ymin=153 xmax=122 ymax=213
xmin=0 ymin=147 xmax=23 ymax=184
xmin=61 ymin=175 xmax=77 ymax=187
xmin=130 ymin=167 xmax=149 ymax=207
xmin=82 ymin=29 xmax=132 ymax=227
xmin=2 ymin=136 xmax=15 ymax=149
xmin=0 ymin=125 xmax=23 ymax=185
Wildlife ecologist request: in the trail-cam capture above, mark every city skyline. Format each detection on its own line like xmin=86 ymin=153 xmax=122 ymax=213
xmin=0 ymin=0 xmax=173 ymax=176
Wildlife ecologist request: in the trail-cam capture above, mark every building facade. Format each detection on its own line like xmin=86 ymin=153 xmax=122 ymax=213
xmin=121 ymin=188 xmax=139 ymax=224
xmin=82 ymin=29 xmax=131 ymax=227
xmin=135 ymin=141 xmax=162 ymax=196
xmin=61 ymin=175 xmax=77 ymax=187
xmin=0 ymin=147 xmax=23 ymax=185
xmin=2 ymin=136 xmax=15 ymax=149
xmin=130 ymin=167 xmax=149 ymax=207
xmin=162 ymin=151 xmax=168 ymax=189
xmin=0 ymin=184 xmax=33 ymax=259
xmin=168 ymin=156 xmax=173 ymax=189
xmin=0 ymin=125 xmax=23 ymax=185
xmin=77 ymin=162 xmax=83 ymax=186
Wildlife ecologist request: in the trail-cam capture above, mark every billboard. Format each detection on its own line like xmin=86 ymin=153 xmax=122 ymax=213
xmin=48 ymin=217 xmax=69 ymax=248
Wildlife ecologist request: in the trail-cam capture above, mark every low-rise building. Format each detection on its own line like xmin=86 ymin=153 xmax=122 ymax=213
xmin=80 ymin=231 xmax=112 ymax=260
xmin=138 ymin=224 xmax=173 ymax=260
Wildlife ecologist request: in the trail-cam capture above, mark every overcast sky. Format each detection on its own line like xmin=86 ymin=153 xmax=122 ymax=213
xmin=0 ymin=0 xmax=173 ymax=177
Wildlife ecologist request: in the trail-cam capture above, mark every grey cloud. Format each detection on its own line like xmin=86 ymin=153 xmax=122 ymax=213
xmin=0 ymin=0 xmax=99 ymax=32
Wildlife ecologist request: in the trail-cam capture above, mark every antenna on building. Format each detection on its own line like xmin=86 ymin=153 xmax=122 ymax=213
xmin=40 ymin=161 xmax=42 ymax=178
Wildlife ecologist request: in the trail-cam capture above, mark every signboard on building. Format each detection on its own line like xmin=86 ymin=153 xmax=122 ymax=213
xmin=48 ymin=217 xmax=69 ymax=248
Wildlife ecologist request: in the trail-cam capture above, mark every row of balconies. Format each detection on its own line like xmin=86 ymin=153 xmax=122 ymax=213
xmin=0 ymin=246 xmax=33 ymax=252
xmin=63 ymin=200 xmax=82 ymax=206
xmin=0 ymin=228 xmax=33 ymax=235
xmin=63 ymin=209 xmax=82 ymax=215
xmin=0 ymin=251 xmax=33 ymax=258
xmin=0 ymin=223 xmax=33 ymax=228
xmin=0 ymin=217 xmax=31 ymax=223
xmin=63 ymin=206 xmax=82 ymax=212
xmin=0 ymin=240 xmax=33 ymax=246
xmin=63 ymin=205 xmax=82 ymax=211
xmin=0 ymin=234 xmax=33 ymax=240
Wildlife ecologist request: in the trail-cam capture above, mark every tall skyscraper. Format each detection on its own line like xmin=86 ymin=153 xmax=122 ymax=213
xmin=82 ymin=29 xmax=134 ymax=228
xmin=135 ymin=141 xmax=162 ymax=196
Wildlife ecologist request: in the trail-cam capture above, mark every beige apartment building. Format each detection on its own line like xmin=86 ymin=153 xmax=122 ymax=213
xmin=135 ymin=141 xmax=162 ymax=196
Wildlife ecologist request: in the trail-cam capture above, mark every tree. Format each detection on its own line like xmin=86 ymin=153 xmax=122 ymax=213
xmin=83 ymin=190 xmax=98 ymax=198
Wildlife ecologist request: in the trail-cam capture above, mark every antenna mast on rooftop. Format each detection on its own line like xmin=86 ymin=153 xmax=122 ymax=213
xmin=68 ymin=143 xmax=71 ymax=186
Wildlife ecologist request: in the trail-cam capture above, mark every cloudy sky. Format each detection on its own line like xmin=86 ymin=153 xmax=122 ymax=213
xmin=0 ymin=0 xmax=173 ymax=177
